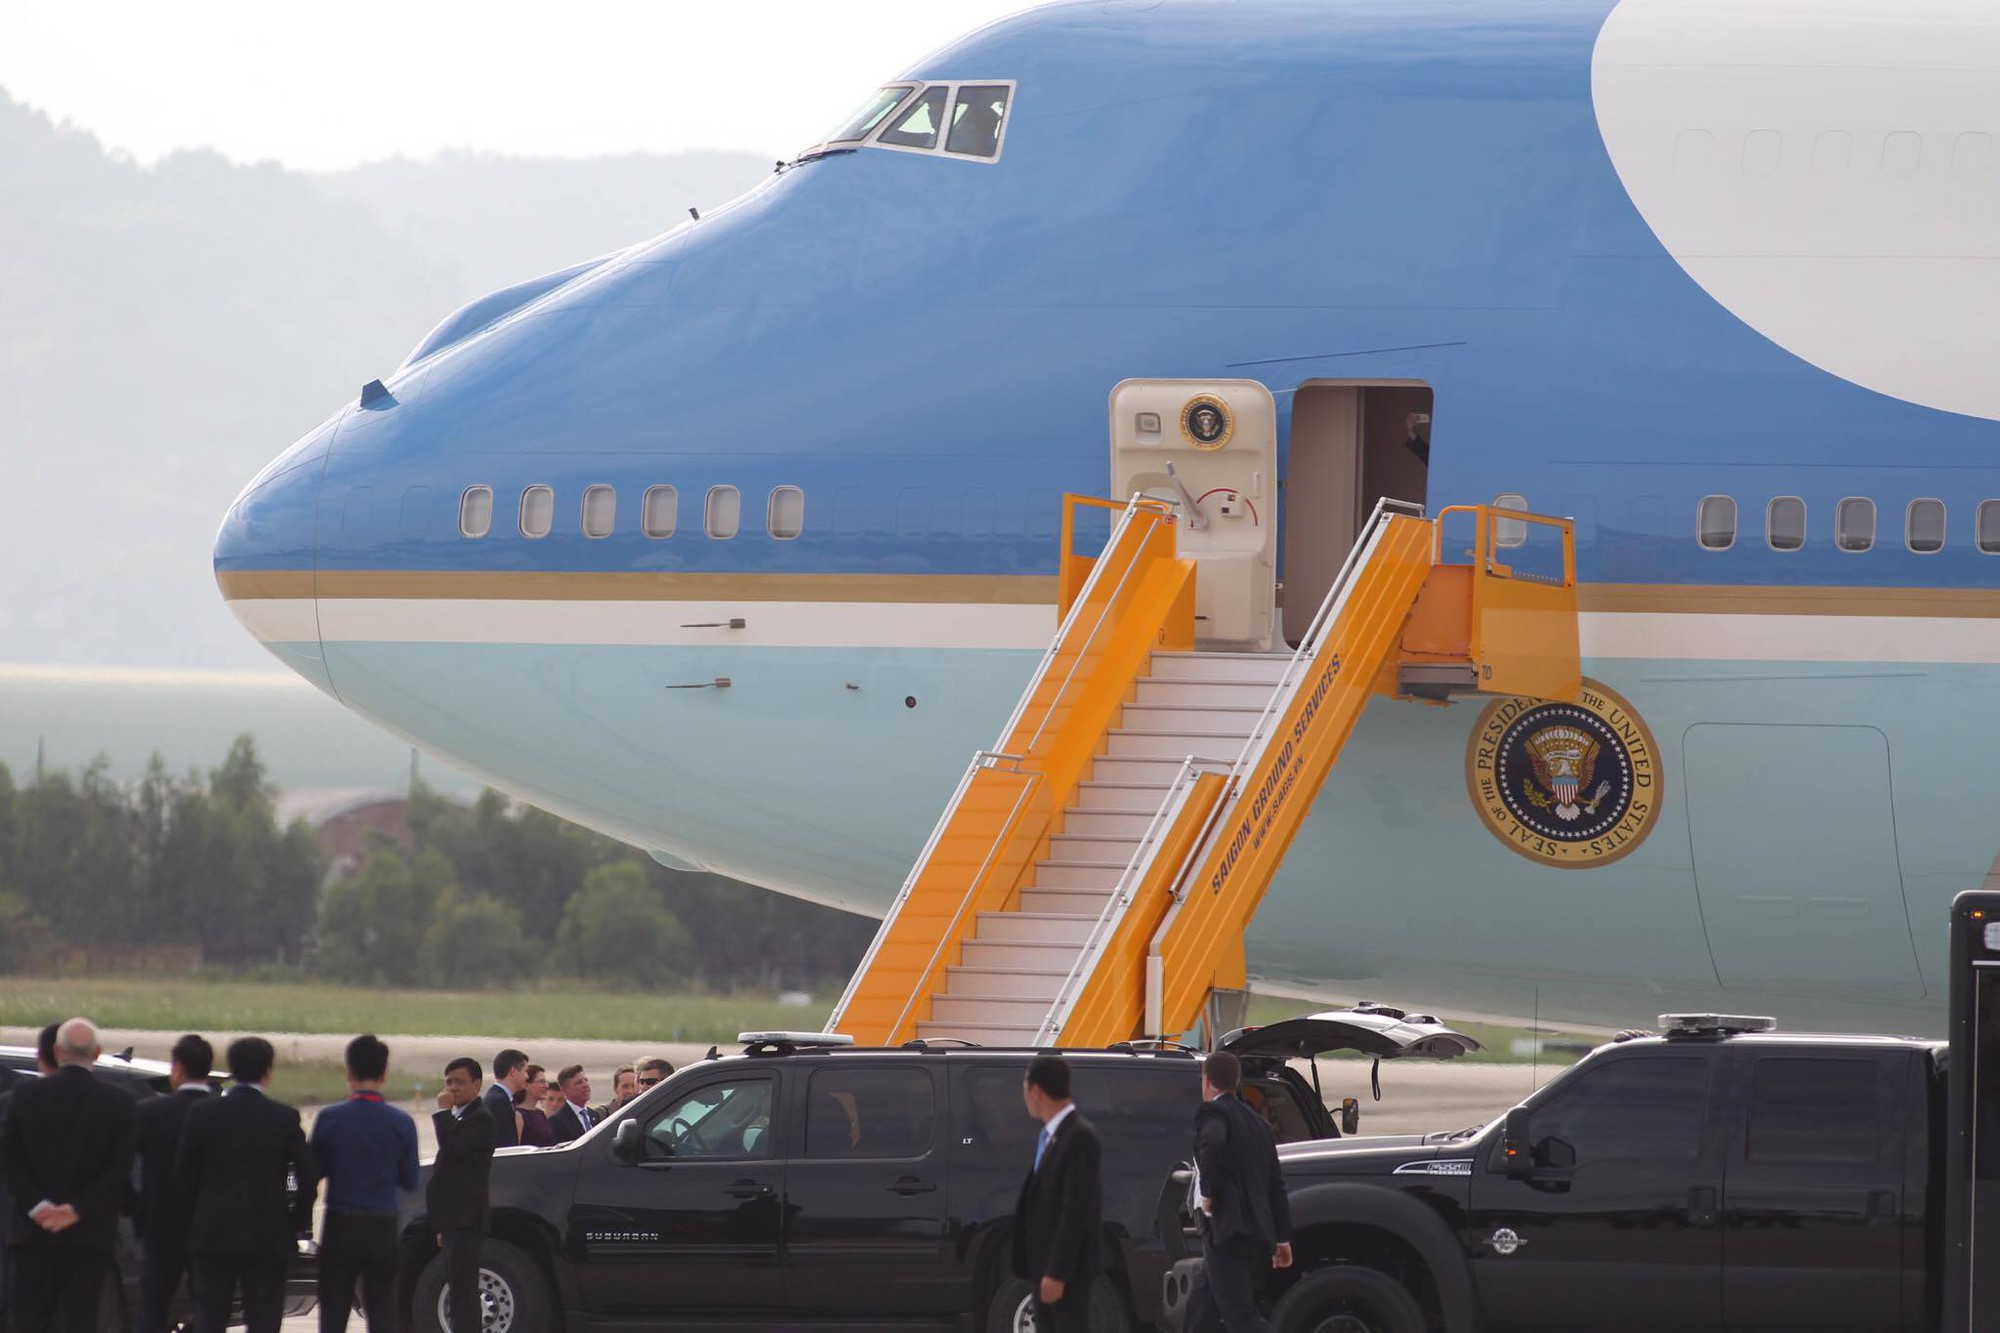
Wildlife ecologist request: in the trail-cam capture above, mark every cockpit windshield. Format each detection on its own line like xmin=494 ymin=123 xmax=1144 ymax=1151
xmin=828 ymin=85 xmax=915 ymax=143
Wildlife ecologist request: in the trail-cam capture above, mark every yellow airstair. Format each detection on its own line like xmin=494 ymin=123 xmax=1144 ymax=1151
xmin=825 ymin=497 xmax=1579 ymax=1048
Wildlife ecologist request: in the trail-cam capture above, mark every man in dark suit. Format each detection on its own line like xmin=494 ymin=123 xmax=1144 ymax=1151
xmin=430 ymin=1057 xmax=495 ymax=1333
xmin=131 ymin=1033 xmax=214 ymax=1333
xmin=0 ymin=1023 xmax=58 ymax=1331
xmin=178 ymin=1036 xmax=317 ymax=1333
xmin=1184 ymin=1051 xmax=1293 ymax=1333
xmin=483 ymin=1049 xmax=527 ymax=1151
xmin=2 ymin=1017 xmax=138 ymax=1333
xmin=1011 ymin=1054 xmax=1102 ymax=1333
xmin=547 ymin=1065 xmax=597 ymax=1143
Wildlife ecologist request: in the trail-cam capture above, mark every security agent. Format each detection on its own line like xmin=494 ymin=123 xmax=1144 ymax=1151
xmin=1184 ymin=1050 xmax=1293 ymax=1333
xmin=430 ymin=1057 xmax=496 ymax=1333
xmin=310 ymin=1034 xmax=418 ymax=1333
xmin=1012 ymin=1053 xmax=1103 ymax=1333
xmin=485 ymin=1049 xmax=527 ymax=1150
xmin=131 ymin=1033 xmax=213 ymax=1333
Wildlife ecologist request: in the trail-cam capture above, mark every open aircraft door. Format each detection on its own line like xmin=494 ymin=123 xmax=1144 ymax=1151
xmin=1110 ymin=380 xmax=1278 ymax=651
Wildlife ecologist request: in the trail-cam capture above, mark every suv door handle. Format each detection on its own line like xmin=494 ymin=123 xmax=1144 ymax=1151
xmin=887 ymin=1177 xmax=938 ymax=1195
xmin=1687 ymin=1186 xmax=1718 ymax=1227
xmin=725 ymin=1180 xmax=774 ymax=1200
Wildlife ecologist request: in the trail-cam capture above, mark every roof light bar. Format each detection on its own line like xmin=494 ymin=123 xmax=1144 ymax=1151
xmin=738 ymin=1032 xmax=855 ymax=1047
xmin=1658 ymin=1013 xmax=1776 ymax=1038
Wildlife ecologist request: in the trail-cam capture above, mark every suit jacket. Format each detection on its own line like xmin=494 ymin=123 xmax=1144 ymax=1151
xmin=547 ymin=1101 xmax=597 ymax=1144
xmin=1 ymin=1064 xmax=137 ymax=1253
xmin=1192 ymin=1093 xmax=1292 ymax=1252
xmin=482 ymin=1083 xmax=519 ymax=1150
xmin=178 ymin=1084 xmax=317 ymax=1258
xmin=1011 ymin=1110 xmax=1102 ymax=1288
xmin=428 ymin=1100 xmax=494 ymax=1234
xmin=132 ymin=1086 xmax=209 ymax=1253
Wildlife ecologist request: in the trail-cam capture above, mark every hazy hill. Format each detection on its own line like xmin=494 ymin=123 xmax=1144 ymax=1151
xmin=0 ymin=89 xmax=770 ymax=672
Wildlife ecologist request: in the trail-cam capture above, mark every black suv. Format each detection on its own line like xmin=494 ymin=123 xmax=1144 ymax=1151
xmin=396 ymin=1008 xmax=1475 ymax=1333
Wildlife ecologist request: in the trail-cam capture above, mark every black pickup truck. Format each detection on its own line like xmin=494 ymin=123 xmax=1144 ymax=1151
xmin=1163 ymin=1013 xmax=1948 ymax=1333
xmin=396 ymin=1007 xmax=1475 ymax=1333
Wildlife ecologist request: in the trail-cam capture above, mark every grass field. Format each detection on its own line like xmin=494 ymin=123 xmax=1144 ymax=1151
xmin=0 ymin=977 xmax=1589 ymax=1065
xmin=0 ymin=977 xmax=830 ymax=1044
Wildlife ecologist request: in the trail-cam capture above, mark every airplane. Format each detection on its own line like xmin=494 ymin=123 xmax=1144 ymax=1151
xmin=214 ymin=0 xmax=2000 ymax=1036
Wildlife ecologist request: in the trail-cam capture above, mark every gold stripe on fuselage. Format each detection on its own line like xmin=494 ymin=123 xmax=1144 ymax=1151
xmin=215 ymin=569 xmax=2000 ymax=618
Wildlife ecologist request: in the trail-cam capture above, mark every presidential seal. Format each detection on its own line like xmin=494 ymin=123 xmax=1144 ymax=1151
xmin=1180 ymin=395 xmax=1234 ymax=450
xmin=1464 ymin=679 xmax=1660 ymax=868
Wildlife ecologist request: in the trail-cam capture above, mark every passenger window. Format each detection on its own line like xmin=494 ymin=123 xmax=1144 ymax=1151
xmin=705 ymin=486 xmax=740 ymax=540
xmin=878 ymin=87 xmax=949 ymax=150
xmin=642 ymin=485 xmax=678 ymax=539
xmin=458 ymin=486 xmax=493 ymax=539
xmin=581 ymin=485 xmax=616 ymax=539
xmin=804 ymin=1067 xmax=935 ymax=1159
xmin=1906 ymin=498 xmax=1946 ymax=553
xmin=1493 ymin=494 xmax=1528 ymax=550
xmin=1523 ymin=1055 xmax=1707 ymax=1166
xmin=644 ymin=1077 xmax=774 ymax=1160
xmin=947 ymin=85 xmax=1011 ymax=158
xmin=951 ymin=1065 xmax=1040 ymax=1156
xmin=1766 ymin=496 xmax=1806 ymax=551
xmin=1836 ymin=497 xmax=1875 ymax=552
xmin=1980 ymin=500 xmax=2000 ymax=554
xmin=1697 ymin=495 xmax=1736 ymax=551
xmin=768 ymin=486 xmax=805 ymax=540
xmin=829 ymin=85 xmax=915 ymax=142
xmin=1745 ymin=1058 xmax=1880 ymax=1163
xmin=520 ymin=485 xmax=554 ymax=539
xmin=1073 ymin=1066 xmax=1208 ymax=1142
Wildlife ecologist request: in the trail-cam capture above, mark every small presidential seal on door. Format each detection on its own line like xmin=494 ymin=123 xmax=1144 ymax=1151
xmin=1464 ymin=679 xmax=1660 ymax=869
xmin=1179 ymin=395 xmax=1234 ymax=450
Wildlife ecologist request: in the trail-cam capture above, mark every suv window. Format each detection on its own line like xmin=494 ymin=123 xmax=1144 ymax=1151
xmin=1745 ymin=1057 xmax=1880 ymax=1163
xmin=1527 ymin=1055 xmax=1707 ymax=1166
xmin=644 ymin=1076 xmax=775 ymax=1160
xmin=954 ymin=1065 xmax=1038 ymax=1156
xmin=805 ymin=1067 xmax=935 ymax=1159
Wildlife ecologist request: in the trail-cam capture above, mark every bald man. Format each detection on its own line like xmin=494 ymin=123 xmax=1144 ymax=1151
xmin=1 ymin=1018 xmax=136 ymax=1333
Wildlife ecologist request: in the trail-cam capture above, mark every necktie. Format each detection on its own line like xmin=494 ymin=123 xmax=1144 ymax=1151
xmin=1033 ymin=1124 xmax=1051 ymax=1171
xmin=579 ymin=1106 xmax=592 ymax=1130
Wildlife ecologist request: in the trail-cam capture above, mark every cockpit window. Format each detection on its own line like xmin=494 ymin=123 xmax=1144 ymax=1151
xmin=947 ymin=85 xmax=1011 ymax=158
xmin=829 ymin=85 xmax=915 ymax=143
xmin=879 ymin=87 xmax=950 ymax=150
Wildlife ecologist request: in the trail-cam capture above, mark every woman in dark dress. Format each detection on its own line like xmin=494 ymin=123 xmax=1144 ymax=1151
xmin=515 ymin=1063 xmax=557 ymax=1147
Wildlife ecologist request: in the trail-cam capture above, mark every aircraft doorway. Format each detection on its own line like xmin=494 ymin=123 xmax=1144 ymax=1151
xmin=1282 ymin=383 xmax=1431 ymax=643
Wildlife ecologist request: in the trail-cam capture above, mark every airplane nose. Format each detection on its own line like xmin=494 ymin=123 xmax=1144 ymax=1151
xmin=214 ymin=412 xmax=337 ymax=694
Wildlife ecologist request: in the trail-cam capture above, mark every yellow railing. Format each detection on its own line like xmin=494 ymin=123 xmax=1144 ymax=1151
xmin=1058 ymin=493 xmax=1129 ymax=622
xmin=1402 ymin=506 xmax=1579 ymax=703
xmin=826 ymin=495 xmax=1196 ymax=1046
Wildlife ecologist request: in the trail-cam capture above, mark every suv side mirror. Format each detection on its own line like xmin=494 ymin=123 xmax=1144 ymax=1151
xmin=612 ymin=1118 xmax=645 ymax=1165
xmin=1500 ymin=1107 xmax=1534 ymax=1176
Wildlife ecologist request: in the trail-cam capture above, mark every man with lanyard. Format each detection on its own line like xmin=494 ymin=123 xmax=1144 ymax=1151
xmin=309 ymin=1035 xmax=419 ymax=1332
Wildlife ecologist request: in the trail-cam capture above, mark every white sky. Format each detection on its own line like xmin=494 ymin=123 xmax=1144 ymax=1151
xmin=0 ymin=1 xmax=1033 ymax=171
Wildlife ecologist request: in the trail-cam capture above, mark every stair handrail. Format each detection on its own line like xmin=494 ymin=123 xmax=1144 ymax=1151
xmin=825 ymin=494 xmax=1179 ymax=1040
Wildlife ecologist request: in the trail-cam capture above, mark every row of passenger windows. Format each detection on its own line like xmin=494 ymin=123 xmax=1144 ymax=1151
xmin=1693 ymin=495 xmax=1999 ymax=554
xmin=458 ymin=485 xmax=804 ymax=541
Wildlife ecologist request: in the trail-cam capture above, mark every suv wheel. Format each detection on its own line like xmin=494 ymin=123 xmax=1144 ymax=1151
xmin=985 ymin=1275 xmax=1129 ymax=1333
xmin=414 ymin=1239 xmax=552 ymax=1333
xmin=1271 ymin=1265 xmax=1425 ymax=1333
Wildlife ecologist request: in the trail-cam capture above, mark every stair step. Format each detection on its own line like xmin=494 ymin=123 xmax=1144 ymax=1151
xmin=1049 ymin=833 xmax=1144 ymax=864
xmin=960 ymin=939 xmax=1086 ymax=971
xmin=1089 ymin=756 xmax=1197 ymax=785
xmin=1148 ymin=652 xmax=1291 ymax=685
xmin=945 ymin=966 xmax=1067 ymax=999
xmin=1117 ymin=704 xmax=1266 ymax=735
xmin=1029 ymin=861 xmax=1128 ymax=890
xmin=929 ymin=995 xmax=1057 ymax=1027
xmin=1020 ymin=888 xmax=1115 ymax=915
xmin=1133 ymin=679 xmax=1280 ymax=709
xmin=1106 ymin=731 xmax=1246 ymax=761
xmin=914 ymin=1022 xmax=1043 ymax=1046
xmin=1060 ymin=809 xmax=1158 ymax=838
xmin=1073 ymin=782 xmax=1176 ymax=814
xmin=974 ymin=911 xmax=1098 ymax=945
